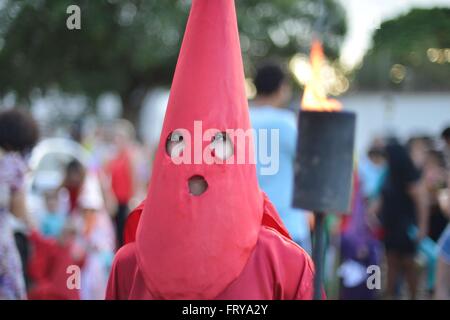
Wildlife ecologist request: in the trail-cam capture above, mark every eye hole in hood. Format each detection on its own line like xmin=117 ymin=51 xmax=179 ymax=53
xmin=210 ymin=132 xmax=233 ymax=161
xmin=166 ymin=131 xmax=185 ymax=159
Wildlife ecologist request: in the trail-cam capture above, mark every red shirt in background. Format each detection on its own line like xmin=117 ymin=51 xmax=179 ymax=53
xmin=107 ymin=150 xmax=133 ymax=204
xmin=27 ymin=232 xmax=82 ymax=300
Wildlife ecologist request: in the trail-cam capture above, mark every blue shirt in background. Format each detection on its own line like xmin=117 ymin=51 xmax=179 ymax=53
xmin=41 ymin=212 xmax=66 ymax=238
xmin=250 ymin=105 xmax=311 ymax=253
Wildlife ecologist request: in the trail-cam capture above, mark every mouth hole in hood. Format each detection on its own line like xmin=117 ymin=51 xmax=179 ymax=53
xmin=188 ymin=175 xmax=208 ymax=196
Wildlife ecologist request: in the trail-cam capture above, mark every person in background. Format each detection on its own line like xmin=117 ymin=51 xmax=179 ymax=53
xmin=106 ymin=120 xmax=137 ymax=247
xmin=406 ymin=137 xmax=445 ymax=295
xmin=60 ymin=159 xmax=86 ymax=214
xmin=74 ymin=173 xmax=115 ymax=299
xmin=423 ymin=150 xmax=448 ymax=243
xmin=376 ymin=140 xmax=429 ymax=299
xmin=337 ymin=139 xmax=386 ymax=300
xmin=338 ymin=174 xmax=382 ymax=300
xmin=435 ymin=197 xmax=450 ymax=299
xmin=27 ymin=223 xmax=82 ymax=300
xmin=408 ymin=136 xmax=434 ymax=171
xmin=40 ymin=190 xmax=66 ymax=239
xmin=359 ymin=140 xmax=387 ymax=202
xmin=409 ymin=149 xmax=448 ymax=296
xmin=0 ymin=108 xmax=39 ymax=299
xmin=249 ymin=61 xmax=311 ymax=253
xmin=434 ymin=127 xmax=450 ymax=299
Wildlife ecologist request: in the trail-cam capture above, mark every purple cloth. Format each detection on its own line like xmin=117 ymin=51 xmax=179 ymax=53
xmin=340 ymin=177 xmax=381 ymax=300
xmin=0 ymin=151 xmax=27 ymax=299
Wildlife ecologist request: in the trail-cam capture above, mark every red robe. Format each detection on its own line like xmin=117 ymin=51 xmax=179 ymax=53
xmin=108 ymin=193 xmax=314 ymax=300
xmin=106 ymin=226 xmax=314 ymax=300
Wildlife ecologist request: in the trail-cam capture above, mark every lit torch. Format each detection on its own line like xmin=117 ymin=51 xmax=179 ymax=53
xmin=302 ymin=40 xmax=342 ymax=112
xmin=293 ymin=39 xmax=356 ymax=300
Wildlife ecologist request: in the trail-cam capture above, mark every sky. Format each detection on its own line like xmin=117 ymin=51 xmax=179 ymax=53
xmin=338 ymin=0 xmax=450 ymax=68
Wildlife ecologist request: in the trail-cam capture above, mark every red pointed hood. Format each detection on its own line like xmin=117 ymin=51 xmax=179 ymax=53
xmin=135 ymin=0 xmax=264 ymax=299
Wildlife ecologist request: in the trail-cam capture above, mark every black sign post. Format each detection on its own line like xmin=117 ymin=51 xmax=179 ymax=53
xmin=293 ymin=110 xmax=356 ymax=300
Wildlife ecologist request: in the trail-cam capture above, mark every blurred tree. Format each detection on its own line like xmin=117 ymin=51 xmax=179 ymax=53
xmin=355 ymin=8 xmax=450 ymax=91
xmin=0 ymin=0 xmax=346 ymax=122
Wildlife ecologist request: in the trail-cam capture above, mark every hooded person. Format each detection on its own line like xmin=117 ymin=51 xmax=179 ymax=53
xmin=105 ymin=0 xmax=314 ymax=300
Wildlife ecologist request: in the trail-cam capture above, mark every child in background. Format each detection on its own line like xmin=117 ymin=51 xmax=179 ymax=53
xmin=27 ymin=222 xmax=83 ymax=300
xmin=74 ymin=173 xmax=115 ymax=300
xmin=40 ymin=191 xmax=66 ymax=239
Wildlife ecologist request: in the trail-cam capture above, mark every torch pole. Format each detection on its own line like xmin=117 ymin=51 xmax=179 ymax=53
xmin=312 ymin=212 xmax=325 ymax=300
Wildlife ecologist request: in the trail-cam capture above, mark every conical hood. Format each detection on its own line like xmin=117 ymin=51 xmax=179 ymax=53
xmin=136 ymin=0 xmax=263 ymax=299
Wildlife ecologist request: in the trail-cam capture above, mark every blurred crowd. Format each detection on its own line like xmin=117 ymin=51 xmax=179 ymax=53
xmin=250 ymin=62 xmax=450 ymax=300
xmin=0 ymin=62 xmax=449 ymax=300
xmin=0 ymin=109 xmax=150 ymax=300
xmin=337 ymin=131 xmax=450 ymax=300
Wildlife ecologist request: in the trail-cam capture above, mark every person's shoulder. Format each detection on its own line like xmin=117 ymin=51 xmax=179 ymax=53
xmin=250 ymin=107 xmax=296 ymax=129
xmin=249 ymin=106 xmax=270 ymax=121
xmin=271 ymin=108 xmax=297 ymax=130
xmin=256 ymin=226 xmax=315 ymax=299
xmin=114 ymin=242 xmax=138 ymax=267
xmin=257 ymin=226 xmax=312 ymax=263
xmin=106 ymin=243 xmax=138 ymax=299
xmin=265 ymin=107 xmax=296 ymax=120
xmin=258 ymin=226 xmax=305 ymax=249
xmin=116 ymin=242 xmax=137 ymax=260
xmin=110 ymin=243 xmax=138 ymax=286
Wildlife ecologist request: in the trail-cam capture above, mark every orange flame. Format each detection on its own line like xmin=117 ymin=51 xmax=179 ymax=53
xmin=302 ymin=40 xmax=342 ymax=111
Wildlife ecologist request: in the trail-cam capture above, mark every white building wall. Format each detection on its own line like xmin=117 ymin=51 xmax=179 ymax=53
xmin=340 ymin=92 xmax=450 ymax=155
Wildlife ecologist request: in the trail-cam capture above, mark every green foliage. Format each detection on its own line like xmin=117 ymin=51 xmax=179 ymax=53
xmin=0 ymin=0 xmax=346 ymax=115
xmin=356 ymin=8 xmax=450 ymax=91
